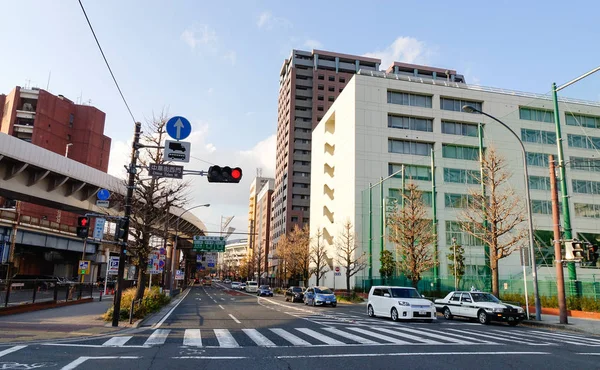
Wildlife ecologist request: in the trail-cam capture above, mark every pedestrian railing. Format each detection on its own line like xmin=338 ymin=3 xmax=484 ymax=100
xmin=1 ymin=279 xmax=98 ymax=309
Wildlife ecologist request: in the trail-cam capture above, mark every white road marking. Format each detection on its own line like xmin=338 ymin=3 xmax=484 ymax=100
xmin=295 ymin=328 xmax=345 ymax=345
xmin=529 ymin=330 xmax=600 ymax=345
xmin=322 ymin=327 xmax=378 ymax=345
xmin=392 ymin=326 xmax=475 ymax=345
xmin=221 ymin=298 xmax=225 ymax=301
xmin=242 ymin=329 xmax=277 ymax=347
xmin=173 ymin=356 xmax=247 ymax=359
xmin=371 ymin=327 xmax=438 ymax=344
xmin=578 ymin=353 xmax=600 ymax=355
xmin=43 ymin=343 xmax=148 ymax=348
xmin=0 ymin=345 xmax=27 ymax=358
xmin=270 ymin=328 xmax=312 ymax=346
xmin=214 ymin=329 xmax=239 ymax=348
xmin=275 ymin=352 xmax=550 ymax=359
xmin=143 ymin=329 xmax=170 ymax=346
xmin=228 ymin=314 xmax=241 ymax=323
xmin=347 ymin=327 xmax=410 ymax=344
xmin=153 ymin=288 xmax=191 ymax=329
xmin=219 ymin=305 xmax=225 ymax=310
xmin=183 ymin=329 xmax=202 ymax=347
xmin=447 ymin=329 xmax=543 ymax=345
xmin=102 ymin=336 xmax=132 ymax=347
xmin=61 ymin=356 xmax=140 ymax=370
xmin=489 ymin=329 xmax=576 ymax=345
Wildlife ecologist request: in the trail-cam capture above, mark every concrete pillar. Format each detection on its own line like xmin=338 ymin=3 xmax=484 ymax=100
xmin=335 ymin=57 xmax=339 ymax=73
xmin=394 ymin=66 xmax=399 ymax=74
xmin=414 ymin=68 xmax=418 ymax=76
xmin=432 ymin=71 xmax=437 ymax=80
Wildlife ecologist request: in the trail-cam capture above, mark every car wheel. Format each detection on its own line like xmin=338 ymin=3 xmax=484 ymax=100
xmin=478 ymin=310 xmax=490 ymax=325
xmin=508 ymin=320 xmax=520 ymax=327
xmin=332 ymin=303 xmax=337 ymax=308
xmin=443 ymin=307 xmax=453 ymax=320
xmin=367 ymin=305 xmax=375 ymax=317
xmin=391 ymin=307 xmax=399 ymax=322
xmin=312 ymin=299 xmax=316 ymax=307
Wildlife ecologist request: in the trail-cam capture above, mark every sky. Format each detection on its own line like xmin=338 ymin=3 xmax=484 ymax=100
xmin=1 ymin=0 xmax=599 ymax=235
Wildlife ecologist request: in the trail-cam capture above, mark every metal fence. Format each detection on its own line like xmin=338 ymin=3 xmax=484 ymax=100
xmin=1 ymin=279 xmax=98 ymax=308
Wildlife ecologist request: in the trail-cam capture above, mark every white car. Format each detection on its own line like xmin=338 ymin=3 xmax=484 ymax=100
xmin=245 ymin=281 xmax=258 ymax=293
xmin=434 ymin=291 xmax=526 ymax=326
xmin=231 ymin=282 xmax=241 ymax=290
xmin=367 ymin=286 xmax=436 ymax=322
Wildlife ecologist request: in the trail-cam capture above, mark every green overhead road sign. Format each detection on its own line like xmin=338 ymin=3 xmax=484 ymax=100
xmin=193 ymin=235 xmax=226 ymax=252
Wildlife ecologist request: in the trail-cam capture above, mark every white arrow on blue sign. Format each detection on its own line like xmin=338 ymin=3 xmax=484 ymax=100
xmin=166 ymin=116 xmax=192 ymax=141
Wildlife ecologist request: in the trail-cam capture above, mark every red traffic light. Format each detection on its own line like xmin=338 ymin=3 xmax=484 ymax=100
xmin=231 ymin=168 xmax=242 ymax=180
xmin=78 ymin=217 xmax=88 ymax=227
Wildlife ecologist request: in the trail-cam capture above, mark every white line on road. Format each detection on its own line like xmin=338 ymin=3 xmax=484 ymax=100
xmin=219 ymin=305 xmax=225 ymax=310
xmin=270 ymin=328 xmax=312 ymax=346
xmin=183 ymin=329 xmax=202 ymax=347
xmin=221 ymin=298 xmax=225 ymax=301
xmin=295 ymin=328 xmax=345 ymax=345
xmin=153 ymin=288 xmax=191 ymax=329
xmin=578 ymin=353 xmax=600 ymax=355
xmin=242 ymin=329 xmax=277 ymax=347
xmin=44 ymin=343 xmax=149 ymax=348
xmin=228 ymin=314 xmax=241 ymax=323
xmin=102 ymin=336 xmax=132 ymax=347
xmin=347 ymin=327 xmax=409 ymax=344
xmin=144 ymin=329 xmax=170 ymax=346
xmin=214 ymin=329 xmax=239 ymax=348
xmin=173 ymin=356 xmax=247 ymax=359
xmin=276 ymin=352 xmax=550 ymax=359
xmin=61 ymin=356 xmax=140 ymax=370
xmin=322 ymin=327 xmax=377 ymax=345
xmin=0 ymin=345 xmax=27 ymax=358
xmin=370 ymin=327 xmax=437 ymax=344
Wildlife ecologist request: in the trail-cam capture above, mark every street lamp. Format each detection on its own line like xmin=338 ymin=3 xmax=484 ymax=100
xmin=462 ymin=105 xmax=541 ymax=321
xmin=170 ymin=203 xmax=210 ymax=293
xmin=452 ymin=237 xmax=458 ymax=291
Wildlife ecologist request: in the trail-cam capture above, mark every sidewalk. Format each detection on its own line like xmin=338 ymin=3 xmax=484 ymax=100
xmin=0 ymin=296 xmax=133 ymax=344
xmin=523 ymin=313 xmax=600 ymax=336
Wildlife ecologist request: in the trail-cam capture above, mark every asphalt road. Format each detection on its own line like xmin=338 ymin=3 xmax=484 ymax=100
xmin=1 ymin=284 xmax=599 ymax=369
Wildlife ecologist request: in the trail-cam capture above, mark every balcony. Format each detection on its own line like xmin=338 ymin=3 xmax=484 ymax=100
xmin=295 ymin=99 xmax=312 ymax=109
xmin=295 ymin=88 xmax=312 ymax=98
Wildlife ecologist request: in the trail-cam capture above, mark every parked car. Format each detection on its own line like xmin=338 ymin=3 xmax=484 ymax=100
xmin=239 ymin=283 xmax=247 ymax=291
xmin=367 ymin=286 xmax=436 ymax=322
xmin=245 ymin=281 xmax=258 ymax=293
xmin=257 ymin=285 xmax=273 ymax=297
xmin=304 ymin=286 xmax=337 ymax=307
xmin=224 ymin=279 xmax=231 ymax=284
xmin=231 ymin=282 xmax=241 ymax=289
xmin=284 ymin=286 xmax=305 ymax=303
xmin=434 ymin=290 xmax=525 ymax=326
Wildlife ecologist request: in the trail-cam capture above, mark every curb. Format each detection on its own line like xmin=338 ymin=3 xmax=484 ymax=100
xmin=521 ymin=320 xmax=588 ymax=334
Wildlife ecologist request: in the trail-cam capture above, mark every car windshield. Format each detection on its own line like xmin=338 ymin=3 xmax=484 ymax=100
xmin=315 ymin=287 xmax=333 ymax=294
xmin=471 ymin=293 xmax=501 ymax=303
xmin=390 ymin=288 xmax=421 ymax=298
xmin=259 ymin=285 xmax=270 ymax=289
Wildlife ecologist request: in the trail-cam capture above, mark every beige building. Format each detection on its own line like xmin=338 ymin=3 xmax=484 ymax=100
xmin=310 ymin=67 xmax=600 ymax=289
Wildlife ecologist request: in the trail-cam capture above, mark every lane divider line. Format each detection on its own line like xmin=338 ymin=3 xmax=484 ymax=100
xmin=0 ymin=345 xmax=27 ymax=358
xmin=228 ymin=314 xmax=241 ymax=324
xmin=153 ymin=288 xmax=191 ymax=329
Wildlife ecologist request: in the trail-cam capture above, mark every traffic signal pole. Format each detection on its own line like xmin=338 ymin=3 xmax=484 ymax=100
xmin=112 ymin=121 xmax=142 ymax=327
xmin=550 ymin=155 xmax=568 ymax=324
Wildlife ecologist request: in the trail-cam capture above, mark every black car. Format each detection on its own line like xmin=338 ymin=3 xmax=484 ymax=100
xmin=257 ymin=285 xmax=273 ymax=297
xmin=285 ymin=286 xmax=305 ymax=303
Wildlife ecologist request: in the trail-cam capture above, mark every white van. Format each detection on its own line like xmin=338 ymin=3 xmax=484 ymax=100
xmin=245 ymin=281 xmax=258 ymax=293
xmin=367 ymin=286 xmax=436 ymax=322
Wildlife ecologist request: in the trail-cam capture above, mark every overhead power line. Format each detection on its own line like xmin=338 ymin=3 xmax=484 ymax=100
xmin=77 ymin=0 xmax=136 ymax=123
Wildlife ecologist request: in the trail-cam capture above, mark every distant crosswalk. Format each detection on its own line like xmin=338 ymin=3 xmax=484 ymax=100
xmin=53 ymin=326 xmax=600 ymax=349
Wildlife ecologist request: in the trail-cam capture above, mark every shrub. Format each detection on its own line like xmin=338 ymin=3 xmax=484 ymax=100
xmin=337 ymin=292 xmax=364 ymax=303
xmin=499 ymin=292 xmax=600 ymax=313
xmin=103 ymin=287 xmax=170 ymax=322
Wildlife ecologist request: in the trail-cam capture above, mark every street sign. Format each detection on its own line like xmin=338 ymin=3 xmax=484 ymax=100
xmin=335 ymin=266 xmax=340 ymax=273
xmin=193 ymin=236 xmax=226 ymax=252
xmin=334 ymin=272 xmax=341 ymax=276
xmin=93 ymin=218 xmax=106 ymax=240
xmin=164 ymin=140 xmax=191 ymax=163
xmin=108 ymin=256 xmax=119 ymax=275
xmin=0 ymin=238 xmax=9 ymax=264
xmin=175 ymin=270 xmax=184 ymax=280
xmin=148 ymin=250 xmax=166 ymax=274
xmin=148 ymin=163 xmax=184 ymax=179
xmin=97 ymin=189 xmax=110 ymax=201
xmin=166 ymin=116 xmax=192 ymax=141
xmin=78 ymin=260 xmax=90 ymax=275
xmin=96 ymin=200 xmax=109 ymax=208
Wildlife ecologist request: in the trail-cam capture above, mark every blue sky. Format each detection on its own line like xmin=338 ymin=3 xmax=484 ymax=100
xmin=1 ymin=0 xmax=598 ymax=233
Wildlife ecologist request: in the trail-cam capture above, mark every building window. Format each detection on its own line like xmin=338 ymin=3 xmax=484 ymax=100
xmin=446 ymin=221 xmax=481 ymax=246
xmin=440 ymin=98 xmax=482 ymax=112
xmin=441 ymin=121 xmax=479 ymax=137
xmin=317 ymin=116 xmax=322 ymax=121
xmin=529 ymin=176 xmax=551 ymax=191
xmin=328 ymin=96 xmax=335 ymax=102
xmin=568 ymin=134 xmax=600 ymax=150
xmin=303 ymin=217 xmax=309 ymax=223
xmin=532 ymin=200 xmax=561 ymax=215
xmin=388 ymin=163 xmax=432 ymax=181
xmin=389 ymin=189 xmax=432 ymax=207
xmin=566 ymin=113 xmax=600 ymax=129
xmin=521 ymin=129 xmax=557 ymax=145
xmin=445 ymin=193 xmax=475 ymax=208
xmin=69 ymin=113 xmax=74 ymax=128
xmin=388 ymin=139 xmax=432 ymax=156
xmin=317 ymin=95 xmax=324 ymax=101
xmin=318 ymin=75 xmax=324 ymax=80
xmin=519 ymin=107 xmax=554 ymax=123
xmin=328 ymin=76 xmax=335 ymax=81
xmin=328 ymin=86 xmax=335 ymax=92
xmin=317 ymin=106 xmax=324 ymax=111
xmin=339 ymin=88 xmax=344 ymax=93
xmin=526 ymin=152 xmax=551 ymax=167
xmin=67 ymin=134 xmax=71 ymax=141
xmin=293 ymin=171 xmax=310 ymax=178
xmin=573 ymin=179 xmax=600 ymax=195
xmin=443 ymin=168 xmax=480 ymax=184
xmin=388 ymin=115 xmax=433 ymax=132
xmin=387 ymin=91 xmax=432 ymax=108
xmin=318 ymin=84 xmax=324 ymax=90
xmin=442 ymin=144 xmax=479 ymax=161
xmin=339 ymin=77 xmax=346 ymax=83
xmin=574 ymin=203 xmax=600 ymax=218
xmin=291 ymin=216 xmax=298 ymax=222
xmin=570 ymin=156 xmax=600 ymax=172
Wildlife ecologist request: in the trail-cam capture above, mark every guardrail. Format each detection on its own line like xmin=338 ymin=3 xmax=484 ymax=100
xmin=1 ymin=279 xmax=97 ymax=308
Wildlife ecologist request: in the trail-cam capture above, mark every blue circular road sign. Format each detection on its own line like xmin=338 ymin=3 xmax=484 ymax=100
xmin=97 ymin=189 xmax=110 ymax=200
xmin=166 ymin=116 xmax=192 ymax=141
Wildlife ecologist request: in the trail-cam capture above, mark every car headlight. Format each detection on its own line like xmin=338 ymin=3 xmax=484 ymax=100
xmin=493 ymin=308 xmax=504 ymax=313
xmin=517 ymin=307 xmax=524 ymax=313
xmin=398 ymin=301 xmax=410 ymax=306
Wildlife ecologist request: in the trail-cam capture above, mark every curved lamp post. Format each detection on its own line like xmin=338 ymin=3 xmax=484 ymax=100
xmin=170 ymin=203 xmax=210 ymax=292
xmin=462 ymin=105 xmax=541 ymax=321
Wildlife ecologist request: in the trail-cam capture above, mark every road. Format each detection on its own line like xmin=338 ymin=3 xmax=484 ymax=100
xmin=0 ymin=284 xmax=599 ymax=369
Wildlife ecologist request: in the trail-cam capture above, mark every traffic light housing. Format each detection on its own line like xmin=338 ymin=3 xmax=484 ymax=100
xmin=565 ymin=240 xmax=585 ymax=260
xmin=587 ymin=245 xmax=599 ymax=263
xmin=207 ymin=166 xmax=243 ymax=183
xmin=76 ymin=216 xmax=89 ymax=238
xmin=114 ymin=217 xmax=129 ymax=241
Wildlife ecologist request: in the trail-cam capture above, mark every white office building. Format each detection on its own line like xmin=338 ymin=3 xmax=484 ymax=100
xmin=310 ymin=66 xmax=600 ymax=290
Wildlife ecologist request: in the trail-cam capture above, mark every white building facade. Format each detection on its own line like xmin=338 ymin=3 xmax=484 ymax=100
xmin=310 ymin=71 xmax=600 ymax=291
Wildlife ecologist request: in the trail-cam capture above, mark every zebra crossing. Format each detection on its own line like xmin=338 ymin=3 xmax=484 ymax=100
xmin=48 ymin=325 xmax=600 ymax=349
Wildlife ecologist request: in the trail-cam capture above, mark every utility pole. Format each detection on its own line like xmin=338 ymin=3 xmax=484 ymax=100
xmin=112 ymin=121 xmax=142 ymax=327
xmin=550 ymin=155 xmax=568 ymax=324
xmin=478 ymin=122 xmax=491 ymax=287
xmin=431 ymin=149 xmax=439 ymax=289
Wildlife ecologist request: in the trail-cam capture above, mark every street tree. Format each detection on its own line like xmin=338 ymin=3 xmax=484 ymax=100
xmin=387 ymin=183 xmax=436 ymax=288
xmin=274 ymin=236 xmax=290 ymax=286
xmin=460 ymin=146 xmax=526 ymax=296
xmin=379 ymin=250 xmax=395 ymax=285
xmin=447 ymin=241 xmax=466 ymax=289
xmin=254 ymin=241 xmax=266 ymax=284
xmin=288 ymin=225 xmax=311 ymax=284
xmin=310 ymin=228 xmax=330 ymax=286
xmin=335 ymin=221 xmax=367 ymax=294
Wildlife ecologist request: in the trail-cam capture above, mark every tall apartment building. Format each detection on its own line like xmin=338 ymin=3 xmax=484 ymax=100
xmin=0 ymin=86 xmax=111 ymax=226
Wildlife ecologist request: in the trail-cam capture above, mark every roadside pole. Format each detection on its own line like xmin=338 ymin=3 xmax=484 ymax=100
xmin=550 ymin=155 xmax=568 ymax=324
xmin=80 ymin=238 xmax=87 ymax=283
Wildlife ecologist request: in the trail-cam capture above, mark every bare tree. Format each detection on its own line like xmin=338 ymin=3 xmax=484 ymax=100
xmin=460 ymin=147 xmax=526 ymax=297
xmin=336 ymin=221 xmax=367 ymax=294
xmin=310 ymin=228 xmax=330 ymax=286
xmin=254 ymin=242 xmax=265 ymax=284
xmin=274 ymin=236 xmax=290 ymax=287
xmin=288 ymin=225 xmax=311 ymax=285
xmin=387 ymin=183 xmax=436 ymax=288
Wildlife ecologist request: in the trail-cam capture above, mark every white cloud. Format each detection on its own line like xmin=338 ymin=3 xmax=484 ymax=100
xmin=181 ymin=25 xmax=218 ymax=50
xmin=257 ymin=10 xmax=292 ymax=30
xmin=364 ymin=36 xmax=436 ymax=71
xmin=303 ymin=39 xmax=323 ymax=51
xmin=223 ymin=50 xmax=237 ymax=66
